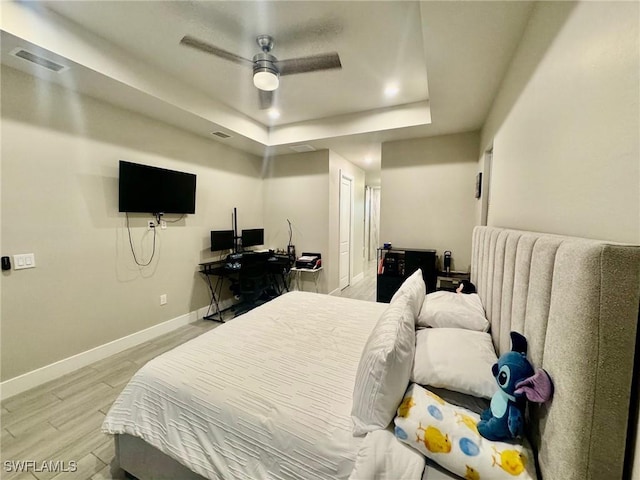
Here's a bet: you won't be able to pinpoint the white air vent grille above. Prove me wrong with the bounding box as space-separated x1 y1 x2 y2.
10 48 68 73
211 131 232 139
289 144 316 153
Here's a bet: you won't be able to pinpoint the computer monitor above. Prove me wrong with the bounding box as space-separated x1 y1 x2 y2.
210 230 235 252
241 228 264 248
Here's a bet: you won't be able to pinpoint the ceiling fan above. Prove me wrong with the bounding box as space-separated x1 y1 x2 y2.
180 34 342 109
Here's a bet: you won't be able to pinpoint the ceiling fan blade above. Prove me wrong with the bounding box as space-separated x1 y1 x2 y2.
276 52 342 76
258 90 274 110
180 35 253 67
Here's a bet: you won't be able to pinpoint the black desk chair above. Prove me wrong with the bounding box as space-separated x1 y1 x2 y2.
234 252 273 315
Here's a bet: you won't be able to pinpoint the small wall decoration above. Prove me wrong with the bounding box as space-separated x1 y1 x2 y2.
475 172 482 199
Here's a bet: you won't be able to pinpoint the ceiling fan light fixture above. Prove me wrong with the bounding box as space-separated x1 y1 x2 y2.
253 69 279 91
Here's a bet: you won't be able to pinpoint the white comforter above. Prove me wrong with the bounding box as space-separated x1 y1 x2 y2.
103 291 389 480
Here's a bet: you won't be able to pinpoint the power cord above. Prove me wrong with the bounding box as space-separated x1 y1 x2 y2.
164 214 185 223
126 212 157 266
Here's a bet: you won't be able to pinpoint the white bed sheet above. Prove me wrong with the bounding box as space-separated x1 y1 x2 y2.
103 291 389 480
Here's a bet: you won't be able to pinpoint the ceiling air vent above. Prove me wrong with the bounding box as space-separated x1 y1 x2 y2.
211 131 232 139
10 48 68 73
289 144 316 153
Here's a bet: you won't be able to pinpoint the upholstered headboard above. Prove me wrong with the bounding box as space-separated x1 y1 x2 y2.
470 226 640 479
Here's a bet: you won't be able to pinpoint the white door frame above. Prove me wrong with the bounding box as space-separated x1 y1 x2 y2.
339 171 354 290
481 147 493 226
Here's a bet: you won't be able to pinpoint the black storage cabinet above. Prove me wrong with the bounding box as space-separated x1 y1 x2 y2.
376 247 437 303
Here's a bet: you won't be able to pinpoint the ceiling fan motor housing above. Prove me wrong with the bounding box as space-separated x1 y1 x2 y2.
253 52 279 75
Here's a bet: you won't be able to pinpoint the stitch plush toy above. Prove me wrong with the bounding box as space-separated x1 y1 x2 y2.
477 331 553 441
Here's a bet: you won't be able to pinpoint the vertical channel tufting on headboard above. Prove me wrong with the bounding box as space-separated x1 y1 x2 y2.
471 226 640 480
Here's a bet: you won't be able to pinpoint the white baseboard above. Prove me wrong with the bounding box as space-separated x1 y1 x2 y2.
0 305 211 400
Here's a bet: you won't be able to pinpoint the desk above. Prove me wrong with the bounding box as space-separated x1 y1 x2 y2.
290 266 323 292
200 254 292 321
199 259 231 321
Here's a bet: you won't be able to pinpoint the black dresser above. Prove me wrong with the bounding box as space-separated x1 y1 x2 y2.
376 247 437 303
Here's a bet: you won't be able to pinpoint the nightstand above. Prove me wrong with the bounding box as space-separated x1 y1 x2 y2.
436 272 470 292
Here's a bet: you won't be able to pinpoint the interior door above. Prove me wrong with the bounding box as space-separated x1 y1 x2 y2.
339 174 353 290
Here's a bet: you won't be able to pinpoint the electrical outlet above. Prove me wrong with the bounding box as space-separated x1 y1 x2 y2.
148 221 155 230
160 294 167 305
160 220 167 230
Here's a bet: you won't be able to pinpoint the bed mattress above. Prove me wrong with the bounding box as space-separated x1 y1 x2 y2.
103 291 389 480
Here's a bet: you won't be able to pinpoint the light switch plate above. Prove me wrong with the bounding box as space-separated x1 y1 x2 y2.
13 253 36 270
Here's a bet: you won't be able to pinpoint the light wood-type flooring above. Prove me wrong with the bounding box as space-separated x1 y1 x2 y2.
0 262 377 480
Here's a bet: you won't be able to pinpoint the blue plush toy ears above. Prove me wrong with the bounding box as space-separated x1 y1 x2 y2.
510 331 528 355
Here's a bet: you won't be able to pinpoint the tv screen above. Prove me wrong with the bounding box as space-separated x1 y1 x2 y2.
241 228 264 248
211 230 235 252
118 160 196 214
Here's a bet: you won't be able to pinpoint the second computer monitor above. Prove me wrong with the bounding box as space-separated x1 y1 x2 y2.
241 228 264 248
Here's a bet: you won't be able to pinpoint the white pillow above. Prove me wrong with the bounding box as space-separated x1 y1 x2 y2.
412 328 498 399
351 300 416 436
349 427 426 480
390 269 426 320
417 291 489 332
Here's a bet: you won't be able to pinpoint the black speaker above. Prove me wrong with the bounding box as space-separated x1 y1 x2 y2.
443 251 452 273
1 256 11 271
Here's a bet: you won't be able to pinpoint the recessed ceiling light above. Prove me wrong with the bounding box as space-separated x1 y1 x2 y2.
384 84 399 97
268 109 280 119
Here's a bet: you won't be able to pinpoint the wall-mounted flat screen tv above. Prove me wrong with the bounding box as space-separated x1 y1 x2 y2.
119 160 196 214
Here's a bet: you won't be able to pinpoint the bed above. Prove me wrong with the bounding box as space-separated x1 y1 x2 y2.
103 226 640 479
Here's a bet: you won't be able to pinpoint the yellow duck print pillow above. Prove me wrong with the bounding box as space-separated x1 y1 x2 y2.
394 383 537 480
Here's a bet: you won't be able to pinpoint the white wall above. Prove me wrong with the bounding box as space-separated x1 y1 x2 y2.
263 151 330 292
263 150 365 295
0 67 263 381
380 131 481 272
481 0 639 244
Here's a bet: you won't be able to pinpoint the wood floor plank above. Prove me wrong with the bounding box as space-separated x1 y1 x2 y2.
46 453 105 480
4 383 112 436
49 407 105 432
90 436 115 467
2 390 62 415
0 466 40 480
2 367 99 409
1 423 61 463
96 386 126 416
100 361 140 388
90 460 126 480
32 430 111 480
2 427 15 442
